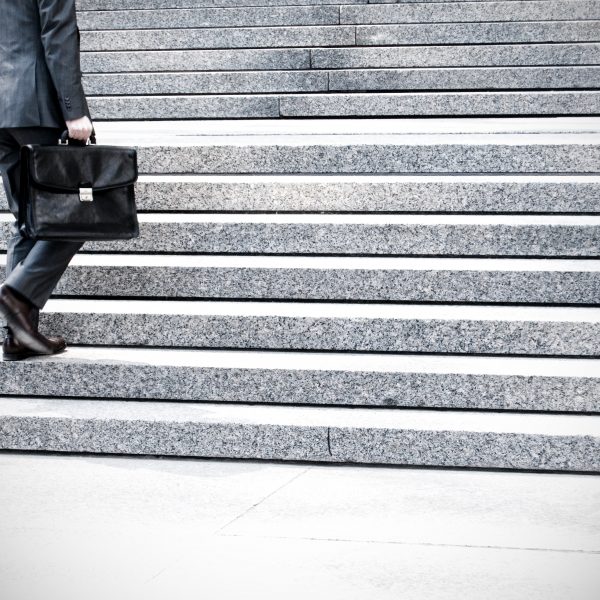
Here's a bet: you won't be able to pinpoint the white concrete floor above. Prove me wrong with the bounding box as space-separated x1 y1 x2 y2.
0 453 599 600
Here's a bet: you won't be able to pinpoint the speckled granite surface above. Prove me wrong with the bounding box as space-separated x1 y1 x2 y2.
84 71 328 95
340 1 600 25
82 48 311 73
4 175 598 213
35 310 600 356
1 399 598 471
0 352 598 412
131 143 600 174
129 176 600 213
80 26 356 52
77 0 366 9
281 91 600 117
329 67 600 92
329 427 600 471
89 95 279 119
356 21 600 46
2 220 598 257
77 6 340 30
313 44 600 69
36 263 600 304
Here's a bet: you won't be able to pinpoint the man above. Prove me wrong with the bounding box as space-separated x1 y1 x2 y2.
0 0 93 360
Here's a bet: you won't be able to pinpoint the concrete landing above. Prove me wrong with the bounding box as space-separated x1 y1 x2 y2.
0 453 598 600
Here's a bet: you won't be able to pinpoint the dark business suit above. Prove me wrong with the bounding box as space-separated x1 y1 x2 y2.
0 0 89 309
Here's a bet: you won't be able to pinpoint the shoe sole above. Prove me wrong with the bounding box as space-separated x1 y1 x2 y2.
2 345 67 362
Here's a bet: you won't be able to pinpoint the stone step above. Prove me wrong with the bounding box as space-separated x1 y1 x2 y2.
1 346 598 412
36 300 600 356
1 397 598 471
312 44 600 69
81 25 356 51
83 49 312 73
83 66 600 96
5 174 599 213
81 44 600 73
80 22 600 52
77 6 341 30
77 2 600 31
3 215 599 257
340 1 600 26
356 21 600 47
88 91 600 119
279 91 600 118
80 120 600 173
11 254 596 304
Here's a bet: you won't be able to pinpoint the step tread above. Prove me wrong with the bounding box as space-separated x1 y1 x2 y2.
5 345 600 377
2 397 598 436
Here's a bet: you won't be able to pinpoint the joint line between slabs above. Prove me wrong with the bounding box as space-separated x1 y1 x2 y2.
215 466 311 535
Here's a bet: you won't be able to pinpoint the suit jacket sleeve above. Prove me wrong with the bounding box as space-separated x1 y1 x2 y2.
37 0 88 121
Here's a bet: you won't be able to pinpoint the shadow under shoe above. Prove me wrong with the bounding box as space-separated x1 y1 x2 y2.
0 286 67 360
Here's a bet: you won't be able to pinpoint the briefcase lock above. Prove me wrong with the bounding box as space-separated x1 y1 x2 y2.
79 187 94 202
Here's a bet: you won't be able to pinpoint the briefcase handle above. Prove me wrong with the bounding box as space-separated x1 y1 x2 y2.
59 129 97 146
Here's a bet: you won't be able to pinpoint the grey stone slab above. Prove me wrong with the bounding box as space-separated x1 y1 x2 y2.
35 308 600 356
84 71 327 95
329 426 600 471
1 398 598 471
0 399 331 462
1 348 598 412
312 44 600 69
28 259 600 304
88 94 279 119
6 175 599 213
129 175 600 213
356 21 600 46
78 0 366 8
281 91 600 117
82 49 311 73
1 219 597 257
329 66 600 91
81 25 356 51
77 6 340 30
132 142 600 174
341 1 600 25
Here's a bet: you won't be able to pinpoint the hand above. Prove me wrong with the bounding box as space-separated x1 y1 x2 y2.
65 116 93 142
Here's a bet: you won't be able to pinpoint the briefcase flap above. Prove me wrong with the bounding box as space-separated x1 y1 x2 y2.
23 145 138 193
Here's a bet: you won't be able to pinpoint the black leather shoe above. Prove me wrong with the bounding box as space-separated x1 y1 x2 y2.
0 285 57 354
3 327 67 361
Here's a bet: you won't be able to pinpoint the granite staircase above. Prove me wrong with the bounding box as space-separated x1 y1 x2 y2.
1 0 599 472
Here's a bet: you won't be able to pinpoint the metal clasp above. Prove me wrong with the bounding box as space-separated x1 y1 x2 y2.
79 187 93 202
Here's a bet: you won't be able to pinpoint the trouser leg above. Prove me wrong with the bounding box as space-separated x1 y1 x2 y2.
0 127 83 309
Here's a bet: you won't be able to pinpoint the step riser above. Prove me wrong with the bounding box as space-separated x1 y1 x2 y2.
37 265 600 304
341 2 600 26
131 145 600 175
80 22 600 52
82 44 600 73
77 2 600 31
1 413 597 472
5 177 600 214
80 26 356 51
77 6 341 30
2 360 597 412
38 312 600 356
83 67 600 95
3 222 599 257
279 92 600 118
356 22 600 47
89 92 600 119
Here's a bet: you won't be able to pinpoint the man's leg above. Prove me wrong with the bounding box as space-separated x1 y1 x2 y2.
2 127 83 309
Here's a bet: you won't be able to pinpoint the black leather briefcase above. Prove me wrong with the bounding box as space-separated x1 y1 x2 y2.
19 133 139 242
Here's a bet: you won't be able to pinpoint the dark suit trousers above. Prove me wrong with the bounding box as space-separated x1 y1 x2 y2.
0 127 83 309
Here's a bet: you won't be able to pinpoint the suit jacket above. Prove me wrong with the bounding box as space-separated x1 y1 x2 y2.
0 0 89 128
